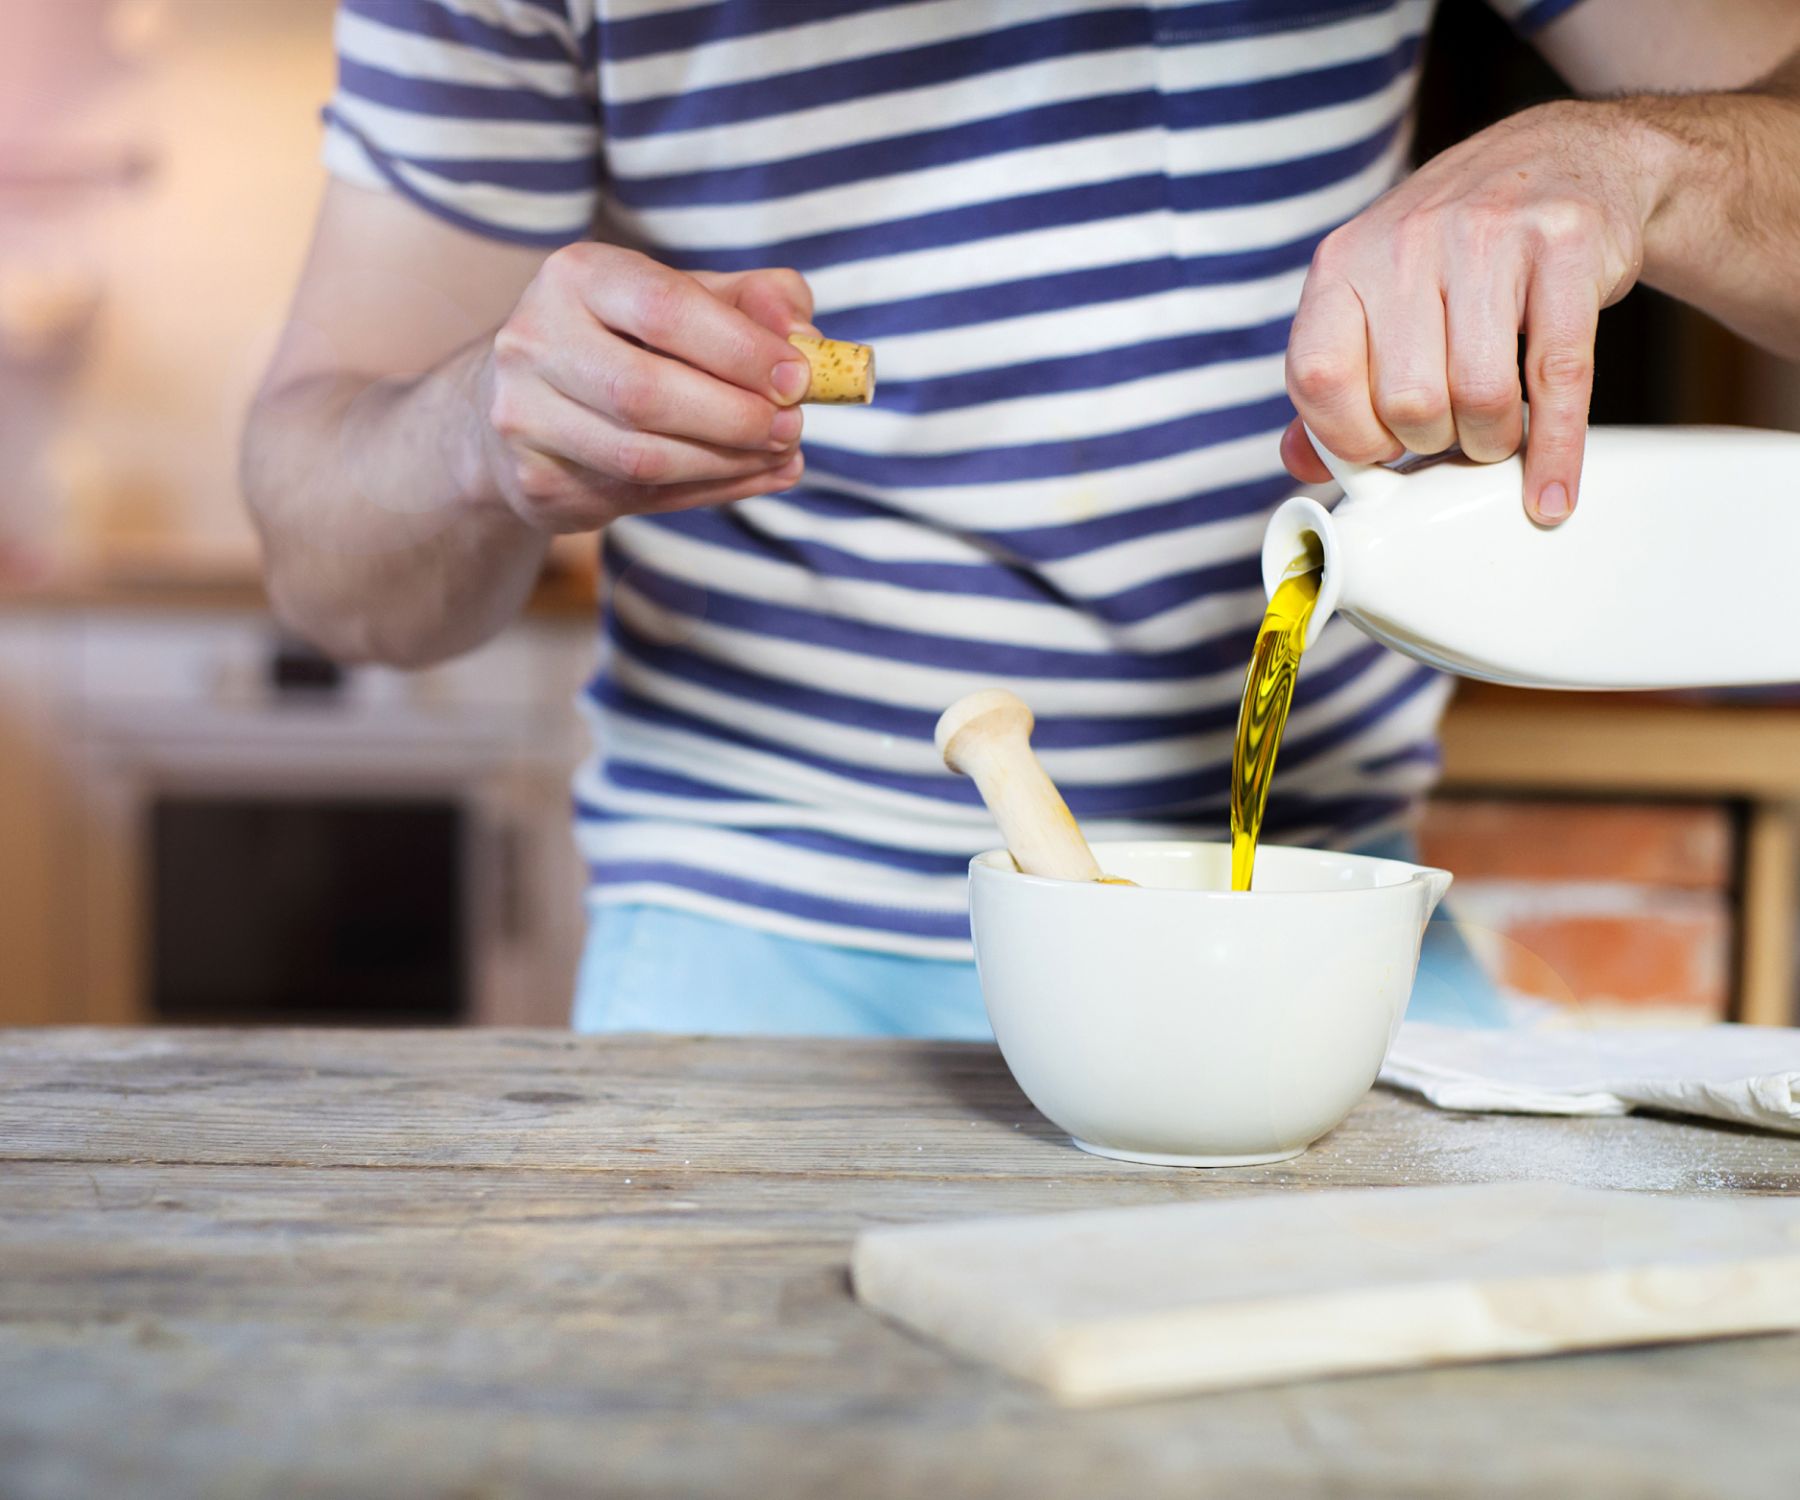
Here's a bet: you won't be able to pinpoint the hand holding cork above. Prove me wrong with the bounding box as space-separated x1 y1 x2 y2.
936 690 1131 885
479 249 875 534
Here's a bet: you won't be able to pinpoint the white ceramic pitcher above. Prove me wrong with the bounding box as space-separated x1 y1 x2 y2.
1261 425 1800 690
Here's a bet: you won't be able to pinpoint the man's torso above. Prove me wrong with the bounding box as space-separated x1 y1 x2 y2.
327 0 1459 953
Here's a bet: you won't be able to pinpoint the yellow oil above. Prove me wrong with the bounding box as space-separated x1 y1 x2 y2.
1229 565 1321 892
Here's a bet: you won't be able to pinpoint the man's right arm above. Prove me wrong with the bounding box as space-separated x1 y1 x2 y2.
243 181 815 668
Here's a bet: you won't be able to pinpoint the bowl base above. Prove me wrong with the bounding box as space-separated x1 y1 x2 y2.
1071 1137 1306 1169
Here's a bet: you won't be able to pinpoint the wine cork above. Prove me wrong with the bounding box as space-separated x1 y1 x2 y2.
789 334 875 404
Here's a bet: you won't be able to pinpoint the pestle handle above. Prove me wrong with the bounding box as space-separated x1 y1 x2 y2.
936 690 1106 883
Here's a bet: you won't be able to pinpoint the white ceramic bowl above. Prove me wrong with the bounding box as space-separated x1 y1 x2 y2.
969 841 1451 1167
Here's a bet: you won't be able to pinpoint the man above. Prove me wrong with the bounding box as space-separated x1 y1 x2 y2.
245 0 1800 1036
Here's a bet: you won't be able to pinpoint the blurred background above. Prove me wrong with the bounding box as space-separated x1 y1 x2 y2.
1 0 1796 1031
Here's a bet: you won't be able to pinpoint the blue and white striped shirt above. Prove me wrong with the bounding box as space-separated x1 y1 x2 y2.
324 0 1583 958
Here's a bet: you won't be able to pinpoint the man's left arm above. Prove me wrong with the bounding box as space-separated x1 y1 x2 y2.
1284 0 1800 525
1539 0 1800 356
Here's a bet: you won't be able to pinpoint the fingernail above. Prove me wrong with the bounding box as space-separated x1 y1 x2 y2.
772 359 810 404
770 406 803 447
1536 481 1570 523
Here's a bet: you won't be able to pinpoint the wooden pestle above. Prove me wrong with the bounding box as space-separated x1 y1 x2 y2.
936 689 1130 884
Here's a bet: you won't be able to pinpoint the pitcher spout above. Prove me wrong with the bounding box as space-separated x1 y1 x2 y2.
1412 865 1453 940
1416 865 1453 916
1261 495 1343 637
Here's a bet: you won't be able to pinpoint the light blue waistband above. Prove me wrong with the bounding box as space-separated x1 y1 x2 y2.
573 833 1505 1036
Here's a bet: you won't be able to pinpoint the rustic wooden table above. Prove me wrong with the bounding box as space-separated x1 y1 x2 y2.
3 1029 1797 1500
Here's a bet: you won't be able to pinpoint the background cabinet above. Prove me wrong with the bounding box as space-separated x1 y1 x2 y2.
0 604 595 1027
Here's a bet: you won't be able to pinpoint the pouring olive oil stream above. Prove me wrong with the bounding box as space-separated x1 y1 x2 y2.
1229 548 1321 892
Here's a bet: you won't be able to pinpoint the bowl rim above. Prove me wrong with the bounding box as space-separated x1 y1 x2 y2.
969 839 1449 900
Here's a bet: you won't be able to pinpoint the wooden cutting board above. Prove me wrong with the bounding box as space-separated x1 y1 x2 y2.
852 1182 1800 1405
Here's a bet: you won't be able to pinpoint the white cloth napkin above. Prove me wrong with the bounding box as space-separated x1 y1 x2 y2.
1379 1022 1800 1134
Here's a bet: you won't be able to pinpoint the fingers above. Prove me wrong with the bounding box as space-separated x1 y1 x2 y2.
1286 275 1402 468
536 329 802 453
1368 288 1456 457
506 447 805 533
1287 260 1551 492
494 381 797 490
633 450 807 515
697 266 817 339
556 245 812 406
1446 278 1525 464
1520 268 1599 526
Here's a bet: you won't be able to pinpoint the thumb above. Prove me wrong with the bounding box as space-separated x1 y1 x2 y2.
1280 417 1333 483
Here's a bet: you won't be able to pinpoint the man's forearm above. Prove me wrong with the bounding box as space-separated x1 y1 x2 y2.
1627 50 1800 356
243 340 549 668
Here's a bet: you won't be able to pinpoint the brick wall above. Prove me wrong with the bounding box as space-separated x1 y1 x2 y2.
1417 799 1734 1024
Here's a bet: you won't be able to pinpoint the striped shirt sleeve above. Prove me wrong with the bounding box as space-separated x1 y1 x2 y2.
322 0 601 245
1484 0 1592 36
